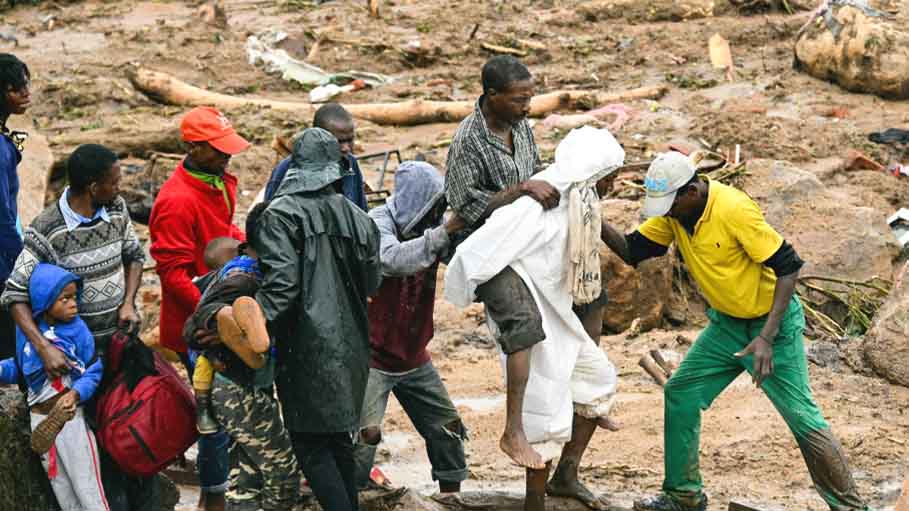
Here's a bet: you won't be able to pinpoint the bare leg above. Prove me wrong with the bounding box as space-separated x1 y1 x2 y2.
526 463 551 511
547 414 607 510
500 348 545 469
204 492 225 511
439 481 460 493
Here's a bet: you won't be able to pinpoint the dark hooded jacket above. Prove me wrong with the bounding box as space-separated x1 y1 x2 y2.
254 128 381 433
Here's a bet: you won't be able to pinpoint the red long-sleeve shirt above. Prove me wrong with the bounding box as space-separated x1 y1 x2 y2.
149 160 244 353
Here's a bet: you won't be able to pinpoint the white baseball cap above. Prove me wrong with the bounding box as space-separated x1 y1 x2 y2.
641 151 697 218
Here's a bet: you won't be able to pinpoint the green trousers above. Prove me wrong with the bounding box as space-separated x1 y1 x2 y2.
663 297 867 510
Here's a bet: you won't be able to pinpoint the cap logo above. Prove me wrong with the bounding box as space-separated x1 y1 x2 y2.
645 176 669 193
217 114 232 129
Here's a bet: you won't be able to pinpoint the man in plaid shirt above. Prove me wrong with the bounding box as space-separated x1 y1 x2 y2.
446 56 615 511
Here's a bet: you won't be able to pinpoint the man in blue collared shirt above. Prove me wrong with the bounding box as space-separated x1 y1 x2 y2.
0 53 31 359
59 186 112 229
264 103 368 210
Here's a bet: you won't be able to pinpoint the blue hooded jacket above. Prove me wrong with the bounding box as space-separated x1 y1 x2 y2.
0 263 103 403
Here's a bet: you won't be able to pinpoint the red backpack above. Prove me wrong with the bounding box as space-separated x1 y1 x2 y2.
96 331 198 477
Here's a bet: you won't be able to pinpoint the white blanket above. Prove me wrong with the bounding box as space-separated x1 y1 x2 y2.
444 126 624 451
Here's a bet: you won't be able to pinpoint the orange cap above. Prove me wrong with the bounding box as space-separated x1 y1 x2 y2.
180 107 250 155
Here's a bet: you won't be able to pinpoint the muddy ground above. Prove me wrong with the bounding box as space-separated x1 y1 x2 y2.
3 0 909 509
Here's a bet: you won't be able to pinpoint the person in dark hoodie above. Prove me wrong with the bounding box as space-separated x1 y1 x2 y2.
353 161 468 493
0 263 108 510
254 127 381 511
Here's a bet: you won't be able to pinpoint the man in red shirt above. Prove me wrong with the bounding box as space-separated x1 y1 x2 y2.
148 106 249 511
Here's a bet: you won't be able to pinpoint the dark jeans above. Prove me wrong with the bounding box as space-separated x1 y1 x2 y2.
353 362 467 488
182 350 231 493
100 448 160 511
290 431 359 511
0 302 15 360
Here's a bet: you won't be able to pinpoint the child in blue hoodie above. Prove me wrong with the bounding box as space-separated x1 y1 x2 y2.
0 263 108 511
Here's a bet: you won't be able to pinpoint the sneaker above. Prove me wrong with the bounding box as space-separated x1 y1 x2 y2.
633 494 708 511
31 399 76 454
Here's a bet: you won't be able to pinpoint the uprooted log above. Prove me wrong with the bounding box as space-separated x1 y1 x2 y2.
127 67 668 127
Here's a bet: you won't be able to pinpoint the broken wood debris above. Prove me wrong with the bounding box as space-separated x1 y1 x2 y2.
128 67 667 126
481 42 527 57
639 354 668 386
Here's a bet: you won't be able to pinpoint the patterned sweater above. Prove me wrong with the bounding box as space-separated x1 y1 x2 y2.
0 196 145 346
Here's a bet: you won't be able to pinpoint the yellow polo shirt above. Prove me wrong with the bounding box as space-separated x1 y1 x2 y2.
638 180 782 319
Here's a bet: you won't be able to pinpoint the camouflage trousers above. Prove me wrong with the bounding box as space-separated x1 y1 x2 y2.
211 375 301 511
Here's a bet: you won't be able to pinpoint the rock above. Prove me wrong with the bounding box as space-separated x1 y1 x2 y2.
794 3 909 100
0 386 59 511
743 159 898 282
600 199 674 333
861 262 909 386
806 340 842 369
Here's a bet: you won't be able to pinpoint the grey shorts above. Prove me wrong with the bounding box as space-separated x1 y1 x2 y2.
476 267 609 354
475 266 546 354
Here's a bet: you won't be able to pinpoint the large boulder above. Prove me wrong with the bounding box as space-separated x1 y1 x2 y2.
7 115 51 225
0 387 59 511
794 2 909 99
742 159 898 281
861 262 909 386
600 199 675 333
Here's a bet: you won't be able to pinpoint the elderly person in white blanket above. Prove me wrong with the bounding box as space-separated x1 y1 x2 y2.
445 126 623 511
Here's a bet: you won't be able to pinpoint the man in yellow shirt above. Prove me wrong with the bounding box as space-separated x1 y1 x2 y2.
600 152 868 511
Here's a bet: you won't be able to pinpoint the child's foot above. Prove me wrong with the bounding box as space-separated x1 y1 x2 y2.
231 296 270 354
31 398 76 454
217 304 266 369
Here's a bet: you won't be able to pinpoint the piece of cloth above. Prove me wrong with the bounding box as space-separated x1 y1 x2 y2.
475 266 546 354
265 154 368 211
0 132 23 284
58 187 111 232
211 374 301 511
290 431 359 511
637 179 783 319
445 126 622 451
568 181 603 304
354 362 467 488
763 240 804 277
663 297 868 511
444 96 541 228
183 260 274 389
254 146 381 433
193 354 214 391
367 161 449 372
869 128 909 145
185 167 231 210
1 196 144 349
15 264 102 404
31 408 110 511
149 159 244 354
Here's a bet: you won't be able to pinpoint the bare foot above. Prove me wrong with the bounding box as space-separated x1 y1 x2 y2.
500 430 545 469
597 415 621 432
546 475 609 511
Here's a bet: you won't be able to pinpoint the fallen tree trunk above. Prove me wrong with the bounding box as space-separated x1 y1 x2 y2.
128 67 667 127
